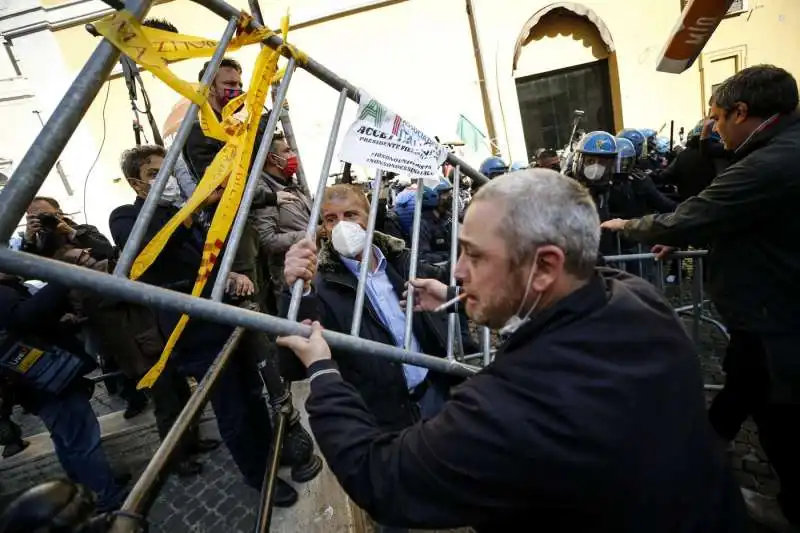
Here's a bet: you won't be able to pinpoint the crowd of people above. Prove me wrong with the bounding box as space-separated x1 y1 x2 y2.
1 54 799 533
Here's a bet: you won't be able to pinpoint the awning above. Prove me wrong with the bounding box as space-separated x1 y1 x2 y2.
513 2 616 71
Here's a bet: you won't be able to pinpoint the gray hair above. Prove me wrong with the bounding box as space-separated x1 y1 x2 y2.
472 169 600 277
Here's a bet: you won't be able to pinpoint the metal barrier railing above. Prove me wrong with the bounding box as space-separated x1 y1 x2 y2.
0 0 488 529
0 1 731 530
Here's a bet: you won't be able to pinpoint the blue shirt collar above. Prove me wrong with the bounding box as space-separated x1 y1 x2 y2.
341 245 387 277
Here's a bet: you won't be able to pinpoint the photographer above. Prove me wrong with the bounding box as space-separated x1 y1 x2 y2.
0 272 126 511
21 197 113 261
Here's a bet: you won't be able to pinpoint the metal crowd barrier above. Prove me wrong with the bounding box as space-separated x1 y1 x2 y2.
0 0 489 530
603 244 729 394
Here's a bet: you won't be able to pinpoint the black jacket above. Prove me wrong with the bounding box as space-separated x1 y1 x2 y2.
303 269 745 532
22 219 114 261
659 137 728 201
419 209 452 265
622 113 800 336
0 278 96 412
283 232 478 431
108 198 232 351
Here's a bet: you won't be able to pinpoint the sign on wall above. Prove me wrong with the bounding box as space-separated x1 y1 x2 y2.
340 92 447 179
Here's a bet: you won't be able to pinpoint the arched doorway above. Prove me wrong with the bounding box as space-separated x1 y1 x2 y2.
512 3 622 156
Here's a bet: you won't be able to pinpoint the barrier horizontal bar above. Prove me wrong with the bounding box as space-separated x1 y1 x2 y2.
191 0 489 186
0 0 153 243
0 248 479 378
603 250 708 262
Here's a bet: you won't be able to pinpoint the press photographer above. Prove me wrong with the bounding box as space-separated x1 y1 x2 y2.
21 197 114 262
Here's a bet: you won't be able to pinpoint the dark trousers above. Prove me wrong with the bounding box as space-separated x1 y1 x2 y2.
176 324 273 489
149 361 199 462
38 387 124 511
708 330 800 525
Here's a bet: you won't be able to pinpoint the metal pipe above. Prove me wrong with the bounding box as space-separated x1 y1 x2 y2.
603 250 708 262
274 95 310 196
403 181 425 350
110 328 244 533
0 0 153 244
350 170 383 337
88 370 125 383
481 327 491 366
0 249 478 377
704 384 723 392
254 404 288 533
114 17 239 277
286 89 348 322
210 58 296 302
446 166 461 361
190 0 489 187
691 257 702 343
674 301 711 314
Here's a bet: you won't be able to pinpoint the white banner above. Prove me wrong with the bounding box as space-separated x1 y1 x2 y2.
340 92 447 179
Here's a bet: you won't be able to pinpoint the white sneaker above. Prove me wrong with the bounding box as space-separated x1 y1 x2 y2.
741 488 799 533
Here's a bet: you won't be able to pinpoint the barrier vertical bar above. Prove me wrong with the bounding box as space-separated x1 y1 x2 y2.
350 170 383 336
286 89 348 321
210 58 297 301
0 0 153 243
445 167 461 361
691 257 703 343
273 94 310 196
481 327 491 366
403 181 425 350
114 17 239 277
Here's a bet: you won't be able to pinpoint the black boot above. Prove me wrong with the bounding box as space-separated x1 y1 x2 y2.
273 478 299 508
280 405 323 483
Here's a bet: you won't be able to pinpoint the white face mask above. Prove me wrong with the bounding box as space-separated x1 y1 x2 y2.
583 163 605 181
331 220 367 259
499 256 542 337
151 176 183 207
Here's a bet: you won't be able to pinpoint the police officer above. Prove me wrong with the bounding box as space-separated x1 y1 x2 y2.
478 156 508 179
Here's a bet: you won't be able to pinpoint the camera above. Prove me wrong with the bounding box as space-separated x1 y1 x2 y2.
36 212 60 232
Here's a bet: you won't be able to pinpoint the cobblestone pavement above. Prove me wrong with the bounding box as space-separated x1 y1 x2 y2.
144 446 260 533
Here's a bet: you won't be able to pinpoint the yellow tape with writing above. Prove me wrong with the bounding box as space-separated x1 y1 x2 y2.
93 11 298 388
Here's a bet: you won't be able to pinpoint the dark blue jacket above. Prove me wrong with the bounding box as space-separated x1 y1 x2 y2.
303 269 745 532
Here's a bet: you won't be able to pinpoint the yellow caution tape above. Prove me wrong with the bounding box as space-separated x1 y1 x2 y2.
134 16 293 390
95 10 296 388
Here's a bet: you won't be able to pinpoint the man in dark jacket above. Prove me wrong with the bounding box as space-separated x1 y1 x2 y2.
602 65 800 530
283 184 478 431
278 170 744 532
110 145 300 506
21 197 114 261
0 274 125 511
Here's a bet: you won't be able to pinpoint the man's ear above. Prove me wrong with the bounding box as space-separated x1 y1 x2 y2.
734 102 750 125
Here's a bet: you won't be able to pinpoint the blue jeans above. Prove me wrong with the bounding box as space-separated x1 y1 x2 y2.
37 388 125 511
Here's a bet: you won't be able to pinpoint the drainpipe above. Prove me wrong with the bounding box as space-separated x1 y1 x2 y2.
465 0 500 156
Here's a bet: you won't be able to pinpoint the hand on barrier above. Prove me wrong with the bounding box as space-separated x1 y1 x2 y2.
284 237 318 287
401 278 448 312
226 272 255 297
599 218 628 232
651 244 676 261
277 320 331 368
